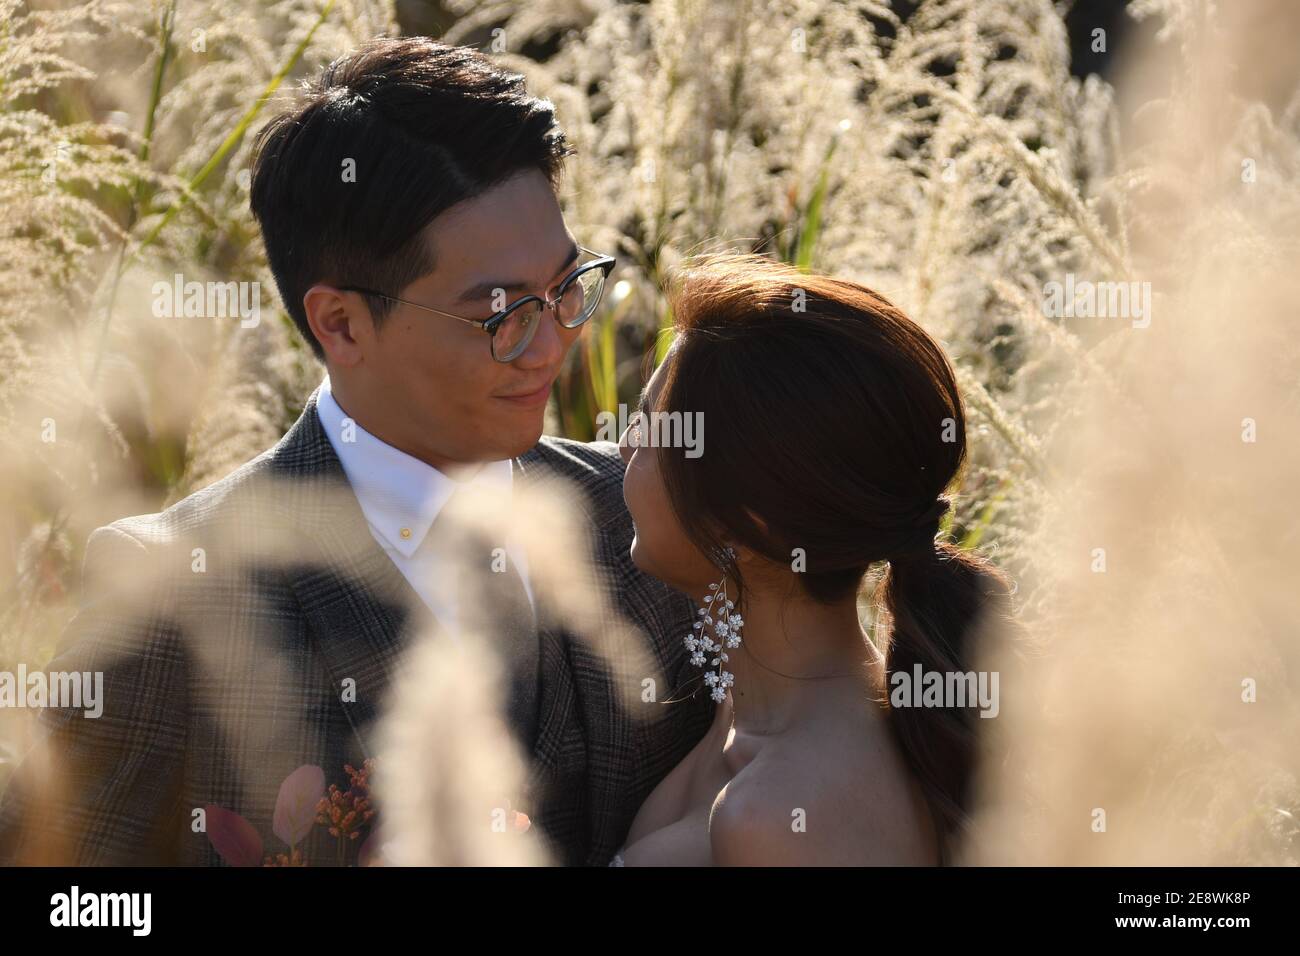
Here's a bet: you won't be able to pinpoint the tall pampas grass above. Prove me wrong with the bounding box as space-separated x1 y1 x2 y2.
963 0 1300 865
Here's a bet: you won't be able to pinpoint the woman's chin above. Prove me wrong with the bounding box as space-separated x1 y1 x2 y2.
628 534 665 582
628 534 648 574
629 537 700 597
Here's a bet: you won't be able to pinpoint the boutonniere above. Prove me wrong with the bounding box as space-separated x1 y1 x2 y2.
204 758 379 866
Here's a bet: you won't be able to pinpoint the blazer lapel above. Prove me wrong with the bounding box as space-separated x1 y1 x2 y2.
512 447 641 864
510 451 589 812
271 388 433 759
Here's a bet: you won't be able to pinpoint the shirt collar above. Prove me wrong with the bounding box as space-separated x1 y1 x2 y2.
315 374 513 558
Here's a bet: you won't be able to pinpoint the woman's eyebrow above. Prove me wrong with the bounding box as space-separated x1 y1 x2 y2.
454 240 581 304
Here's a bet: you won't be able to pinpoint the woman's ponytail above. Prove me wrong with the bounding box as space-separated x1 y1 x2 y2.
878 539 1016 864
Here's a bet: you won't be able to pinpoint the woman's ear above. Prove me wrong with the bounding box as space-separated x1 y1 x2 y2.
729 508 770 565
723 509 769 569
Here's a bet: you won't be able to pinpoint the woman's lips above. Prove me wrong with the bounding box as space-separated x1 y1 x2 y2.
496 380 554 409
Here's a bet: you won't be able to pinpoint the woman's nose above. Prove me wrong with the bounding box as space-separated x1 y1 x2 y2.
618 424 633 465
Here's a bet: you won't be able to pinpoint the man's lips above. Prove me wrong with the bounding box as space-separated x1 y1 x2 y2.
496 378 557 408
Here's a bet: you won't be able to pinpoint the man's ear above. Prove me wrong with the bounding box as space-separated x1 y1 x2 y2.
303 284 370 367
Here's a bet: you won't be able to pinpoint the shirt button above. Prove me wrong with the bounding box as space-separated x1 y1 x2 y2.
400 528 412 539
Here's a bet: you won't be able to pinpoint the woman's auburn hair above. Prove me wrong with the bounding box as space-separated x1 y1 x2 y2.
654 252 1019 863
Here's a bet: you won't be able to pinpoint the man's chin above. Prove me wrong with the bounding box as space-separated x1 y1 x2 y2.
497 414 545 460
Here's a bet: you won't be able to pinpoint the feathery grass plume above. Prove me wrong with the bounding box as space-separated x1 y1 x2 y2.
371 631 549 866
0 0 396 791
964 0 1300 865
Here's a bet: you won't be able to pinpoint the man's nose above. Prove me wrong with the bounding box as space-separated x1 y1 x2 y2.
515 306 568 368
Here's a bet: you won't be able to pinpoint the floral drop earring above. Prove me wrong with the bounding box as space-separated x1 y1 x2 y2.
684 546 744 703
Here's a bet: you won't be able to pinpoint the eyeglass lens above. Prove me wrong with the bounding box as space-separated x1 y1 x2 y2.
491 267 607 361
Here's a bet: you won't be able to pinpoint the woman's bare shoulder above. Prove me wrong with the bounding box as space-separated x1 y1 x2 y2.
708 715 939 865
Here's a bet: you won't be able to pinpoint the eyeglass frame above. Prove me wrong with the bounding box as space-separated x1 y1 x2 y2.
338 246 617 361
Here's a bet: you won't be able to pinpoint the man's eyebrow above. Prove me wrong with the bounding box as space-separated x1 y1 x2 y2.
455 240 581 304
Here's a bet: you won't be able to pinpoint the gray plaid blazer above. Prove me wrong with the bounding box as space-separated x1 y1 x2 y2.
0 387 714 866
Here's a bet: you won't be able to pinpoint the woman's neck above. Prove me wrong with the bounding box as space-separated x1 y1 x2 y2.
712 583 883 735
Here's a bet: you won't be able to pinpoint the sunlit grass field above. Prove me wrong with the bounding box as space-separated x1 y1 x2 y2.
1 0 1297 864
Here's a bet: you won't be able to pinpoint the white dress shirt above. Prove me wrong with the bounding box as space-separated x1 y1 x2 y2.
315 374 535 636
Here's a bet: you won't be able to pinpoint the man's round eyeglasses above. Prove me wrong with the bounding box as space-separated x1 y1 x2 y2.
339 247 616 363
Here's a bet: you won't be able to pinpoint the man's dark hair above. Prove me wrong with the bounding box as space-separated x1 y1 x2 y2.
249 37 571 361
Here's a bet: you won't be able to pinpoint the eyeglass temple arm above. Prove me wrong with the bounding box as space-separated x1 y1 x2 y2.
339 251 615 326
338 286 491 329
